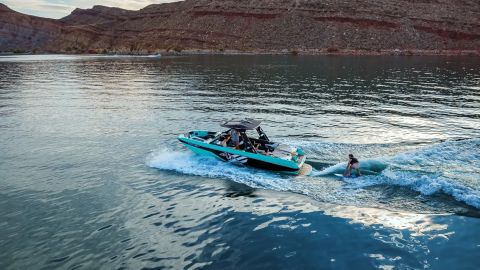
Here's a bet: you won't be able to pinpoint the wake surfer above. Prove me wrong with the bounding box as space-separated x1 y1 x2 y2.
344 154 362 177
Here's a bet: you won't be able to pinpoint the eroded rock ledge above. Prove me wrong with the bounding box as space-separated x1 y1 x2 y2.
0 0 479 55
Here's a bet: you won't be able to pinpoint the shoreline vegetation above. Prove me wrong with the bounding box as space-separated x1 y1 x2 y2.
1 49 479 57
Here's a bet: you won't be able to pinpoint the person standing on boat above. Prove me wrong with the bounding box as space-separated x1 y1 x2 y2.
344 154 362 177
230 129 241 149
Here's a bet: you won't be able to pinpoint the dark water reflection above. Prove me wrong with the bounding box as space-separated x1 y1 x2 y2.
0 55 479 269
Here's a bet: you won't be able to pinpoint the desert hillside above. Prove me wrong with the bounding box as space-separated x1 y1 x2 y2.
1 0 479 54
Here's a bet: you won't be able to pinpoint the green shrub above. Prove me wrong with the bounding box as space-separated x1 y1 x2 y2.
12 49 25 54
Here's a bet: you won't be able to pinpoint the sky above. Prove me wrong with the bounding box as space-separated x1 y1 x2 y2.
2 0 178 19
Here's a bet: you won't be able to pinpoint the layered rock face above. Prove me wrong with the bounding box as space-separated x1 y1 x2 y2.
1 0 479 54
0 3 63 51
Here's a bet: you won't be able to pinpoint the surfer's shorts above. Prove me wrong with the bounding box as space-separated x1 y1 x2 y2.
351 163 359 169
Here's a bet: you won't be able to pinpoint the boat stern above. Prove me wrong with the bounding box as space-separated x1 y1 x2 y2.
292 147 312 175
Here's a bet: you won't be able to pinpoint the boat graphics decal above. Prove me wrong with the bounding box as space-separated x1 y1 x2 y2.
220 152 248 164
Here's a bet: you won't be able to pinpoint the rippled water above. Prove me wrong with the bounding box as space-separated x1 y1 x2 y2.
1 54 479 269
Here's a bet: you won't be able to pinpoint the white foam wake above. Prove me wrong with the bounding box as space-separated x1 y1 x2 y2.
312 159 388 176
338 139 480 208
147 139 480 209
146 149 292 191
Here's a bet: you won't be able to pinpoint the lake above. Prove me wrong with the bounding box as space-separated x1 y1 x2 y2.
0 54 479 269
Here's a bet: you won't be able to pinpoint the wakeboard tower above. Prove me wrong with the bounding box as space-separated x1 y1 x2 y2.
178 118 312 175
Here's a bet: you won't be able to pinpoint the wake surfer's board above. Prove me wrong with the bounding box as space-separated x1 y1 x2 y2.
298 164 313 176
334 173 358 178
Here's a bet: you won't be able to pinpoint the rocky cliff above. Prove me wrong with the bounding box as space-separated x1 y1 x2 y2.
1 0 479 54
0 3 63 52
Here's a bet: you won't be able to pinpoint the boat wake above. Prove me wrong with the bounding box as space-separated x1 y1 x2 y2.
146 149 292 191
147 139 480 210
312 159 387 176
310 138 480 209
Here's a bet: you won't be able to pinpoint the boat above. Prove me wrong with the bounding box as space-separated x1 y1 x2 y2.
147 52 162 58
177 118 312 175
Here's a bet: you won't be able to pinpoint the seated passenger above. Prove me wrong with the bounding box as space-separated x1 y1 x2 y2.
221 134 231 147
253 142 271 155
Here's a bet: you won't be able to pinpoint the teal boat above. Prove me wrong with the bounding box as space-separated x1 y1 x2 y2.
178 119 312 175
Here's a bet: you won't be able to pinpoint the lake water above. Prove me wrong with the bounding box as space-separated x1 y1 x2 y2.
0 54 479 269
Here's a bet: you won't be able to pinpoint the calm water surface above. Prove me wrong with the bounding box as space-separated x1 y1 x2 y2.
0 55 479 269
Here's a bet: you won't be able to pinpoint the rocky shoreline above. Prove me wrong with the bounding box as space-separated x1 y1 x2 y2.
1 0 479 56
3 49 478 57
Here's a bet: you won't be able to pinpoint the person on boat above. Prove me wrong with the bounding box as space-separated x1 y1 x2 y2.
344 154 362 177
221 133 231 147
252 142 270 155
230 129 241 149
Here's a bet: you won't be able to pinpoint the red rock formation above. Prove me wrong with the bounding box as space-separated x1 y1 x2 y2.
1 0 479 54
0 3 63 52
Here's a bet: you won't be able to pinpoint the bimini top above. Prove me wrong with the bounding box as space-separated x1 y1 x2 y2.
221 118 261 130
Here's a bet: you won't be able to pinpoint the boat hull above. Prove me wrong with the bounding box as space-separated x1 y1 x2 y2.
178 136 302 173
